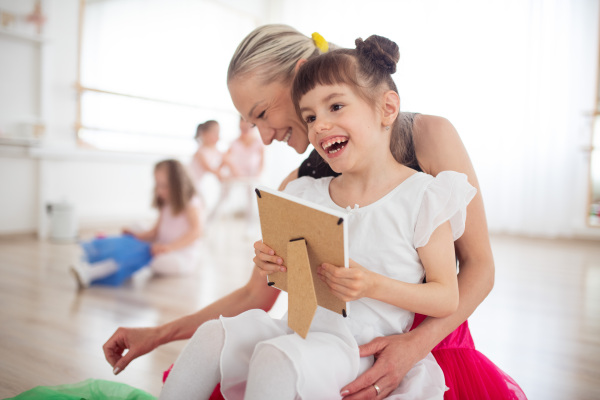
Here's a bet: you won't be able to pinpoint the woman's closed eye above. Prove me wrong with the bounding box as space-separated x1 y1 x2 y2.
251 110 266 127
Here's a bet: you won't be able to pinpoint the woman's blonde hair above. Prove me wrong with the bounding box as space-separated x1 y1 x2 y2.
227 24 335 85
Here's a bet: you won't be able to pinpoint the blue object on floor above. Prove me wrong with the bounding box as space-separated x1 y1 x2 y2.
81 235 152 286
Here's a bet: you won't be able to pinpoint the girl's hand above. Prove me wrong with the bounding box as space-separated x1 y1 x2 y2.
318 259 375 301
151 243 171 256
253 240 286 276
122 228 135 236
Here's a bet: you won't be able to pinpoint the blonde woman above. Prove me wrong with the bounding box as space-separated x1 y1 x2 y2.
104 25 502 400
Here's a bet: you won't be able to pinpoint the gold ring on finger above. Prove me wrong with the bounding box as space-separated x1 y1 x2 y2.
373 383 381 396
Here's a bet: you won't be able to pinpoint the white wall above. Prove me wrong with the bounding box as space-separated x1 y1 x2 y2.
0 152 38 233
278 0 600 239
0 0 172 236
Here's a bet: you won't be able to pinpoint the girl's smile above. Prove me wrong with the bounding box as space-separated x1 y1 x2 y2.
319 135 349 158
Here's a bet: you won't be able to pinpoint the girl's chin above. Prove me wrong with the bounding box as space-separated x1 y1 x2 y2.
314 151 345 173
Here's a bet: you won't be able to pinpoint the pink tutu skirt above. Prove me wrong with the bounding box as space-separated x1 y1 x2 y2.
164 316 527 399
411 314 527 400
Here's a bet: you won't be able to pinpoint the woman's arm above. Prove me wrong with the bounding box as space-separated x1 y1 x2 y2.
103 265 280 374
408 114 494 344
341 115 494 399
104 169 302 375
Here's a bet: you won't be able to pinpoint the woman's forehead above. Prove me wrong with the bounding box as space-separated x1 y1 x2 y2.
229 77 286 117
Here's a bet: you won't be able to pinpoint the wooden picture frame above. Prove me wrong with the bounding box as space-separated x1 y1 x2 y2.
255 186 349 338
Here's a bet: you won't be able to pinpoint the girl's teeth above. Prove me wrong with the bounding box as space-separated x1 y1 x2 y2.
282 130 292 143
322 138 348 152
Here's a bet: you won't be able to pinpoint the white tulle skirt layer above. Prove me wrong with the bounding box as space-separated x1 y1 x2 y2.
218 309 446 400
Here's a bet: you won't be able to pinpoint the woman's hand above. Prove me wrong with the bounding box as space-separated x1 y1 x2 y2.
103 326 162 375
253 240 286 276
151 243 171 255
340 330 428 399
317 259 375 302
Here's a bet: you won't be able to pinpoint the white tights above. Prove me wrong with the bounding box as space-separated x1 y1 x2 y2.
159 320 298 400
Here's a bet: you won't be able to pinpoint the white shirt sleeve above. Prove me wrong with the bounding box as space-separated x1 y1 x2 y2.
413 171 477 248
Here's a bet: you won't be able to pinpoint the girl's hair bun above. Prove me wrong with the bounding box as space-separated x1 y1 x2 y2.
355 35 400 74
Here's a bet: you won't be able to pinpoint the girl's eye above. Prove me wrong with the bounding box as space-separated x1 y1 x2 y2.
331 104 343 112
304 115 316 124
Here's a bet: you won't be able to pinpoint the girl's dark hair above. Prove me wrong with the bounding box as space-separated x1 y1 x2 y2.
153 159 196 215
195 120 219 140
292 35 409 165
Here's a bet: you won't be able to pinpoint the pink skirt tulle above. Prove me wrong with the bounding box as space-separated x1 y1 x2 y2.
163 316 527 399
411 314 527 400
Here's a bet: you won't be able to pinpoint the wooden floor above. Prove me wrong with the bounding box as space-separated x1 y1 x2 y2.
0 219 599 399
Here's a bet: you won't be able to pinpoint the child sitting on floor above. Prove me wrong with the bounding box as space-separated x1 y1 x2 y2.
71 159 202 288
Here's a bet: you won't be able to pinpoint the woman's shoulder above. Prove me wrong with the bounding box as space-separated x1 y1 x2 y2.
412 114 458 145
411 114 471 176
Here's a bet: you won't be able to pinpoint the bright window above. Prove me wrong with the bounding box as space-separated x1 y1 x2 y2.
78 0 257 154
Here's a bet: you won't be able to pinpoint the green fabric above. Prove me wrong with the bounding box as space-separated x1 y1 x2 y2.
5 379 157 400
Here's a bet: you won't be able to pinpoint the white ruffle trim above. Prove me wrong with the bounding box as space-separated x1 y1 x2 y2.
413 171 477 249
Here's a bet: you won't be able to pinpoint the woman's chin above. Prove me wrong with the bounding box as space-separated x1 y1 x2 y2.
289 139 310 154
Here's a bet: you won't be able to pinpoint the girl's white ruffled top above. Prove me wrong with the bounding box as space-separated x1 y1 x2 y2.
219 171 476 400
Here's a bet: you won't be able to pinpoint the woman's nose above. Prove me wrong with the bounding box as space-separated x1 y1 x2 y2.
255 121 275 145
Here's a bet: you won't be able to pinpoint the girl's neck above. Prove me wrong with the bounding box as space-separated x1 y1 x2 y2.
239 134 255 145
329 149 413 208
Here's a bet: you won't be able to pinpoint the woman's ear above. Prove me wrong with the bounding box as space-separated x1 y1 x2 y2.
381 90 400 127
294 59 308 74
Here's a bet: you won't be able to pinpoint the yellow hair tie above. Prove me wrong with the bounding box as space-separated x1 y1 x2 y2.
312 32 329 53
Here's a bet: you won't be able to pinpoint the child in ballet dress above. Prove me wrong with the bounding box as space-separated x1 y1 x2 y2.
160 36 475 400
221 117 264 180
189 120 224 194
71 159 203 288
210 117 265 226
